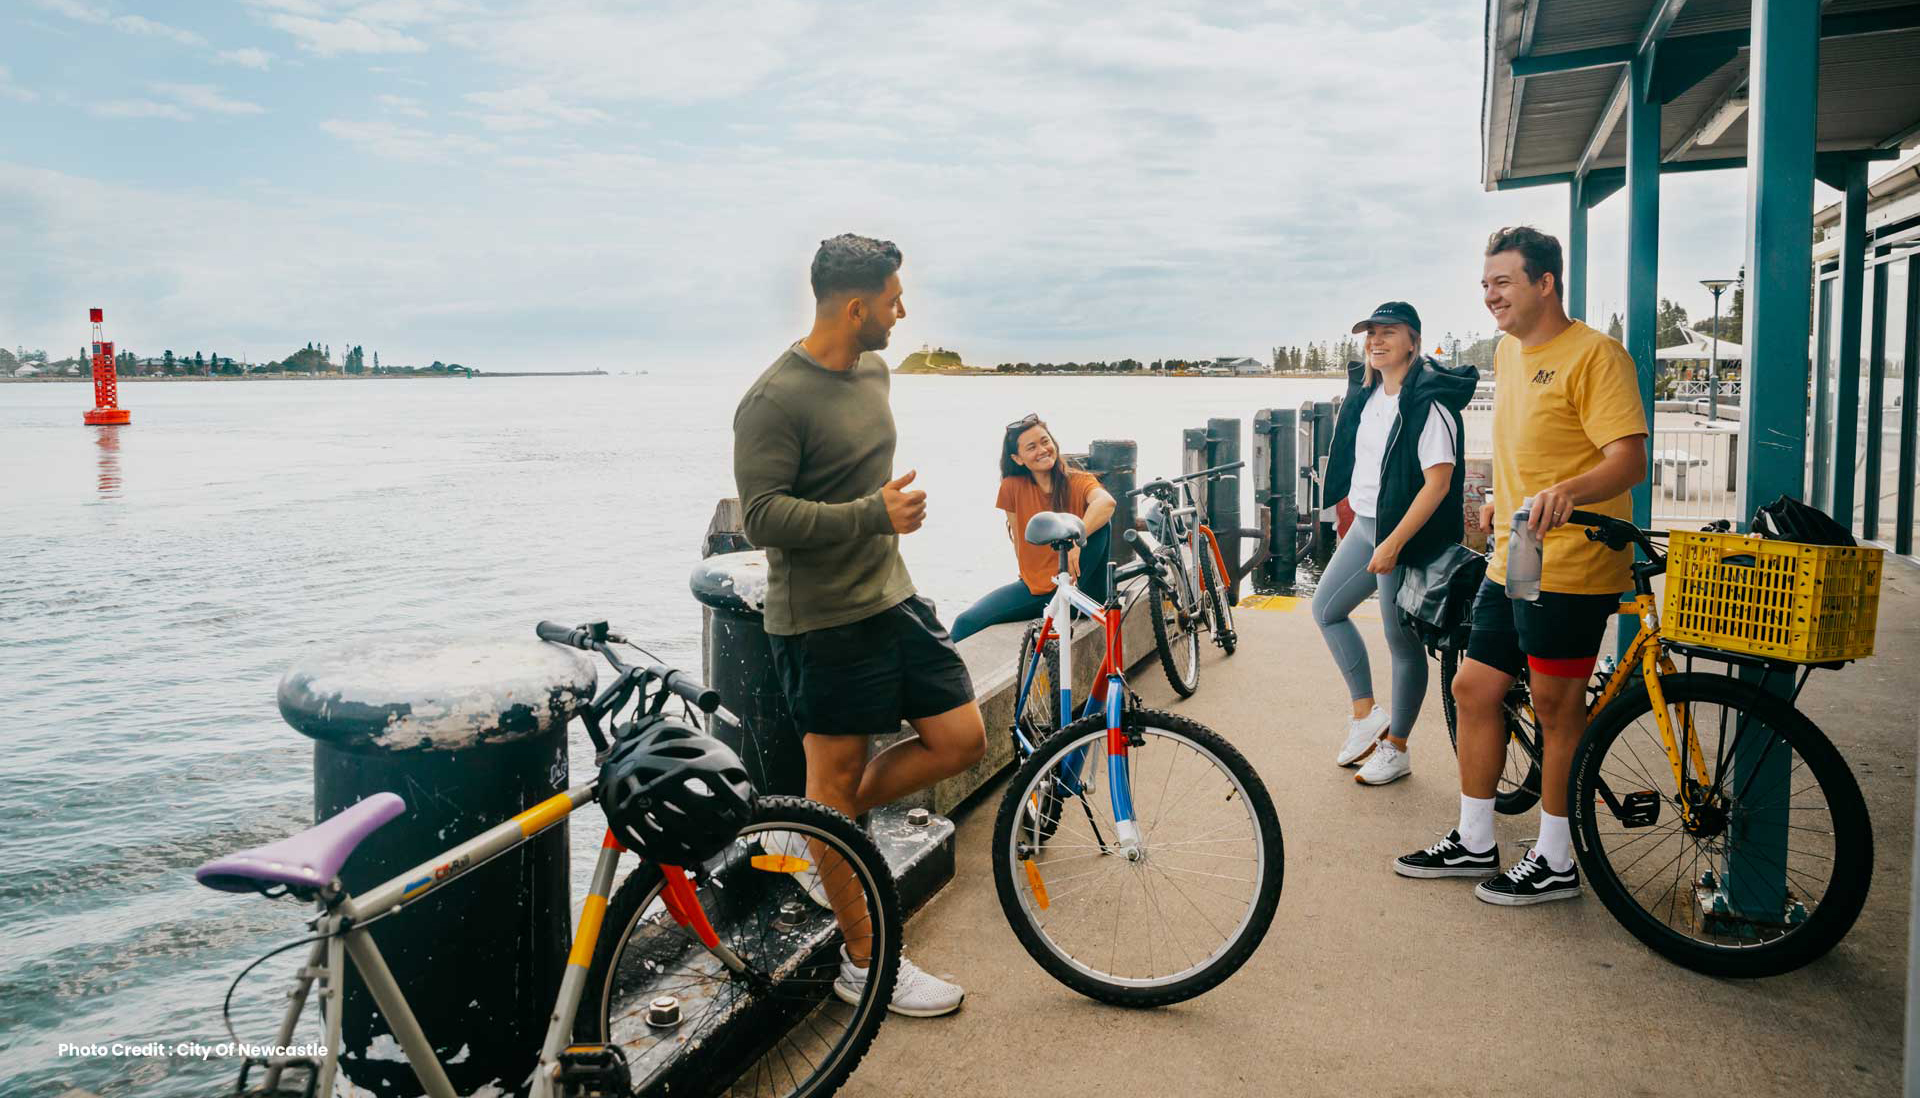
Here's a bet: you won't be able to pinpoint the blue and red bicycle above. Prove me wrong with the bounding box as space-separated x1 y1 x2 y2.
990 508 1284 1006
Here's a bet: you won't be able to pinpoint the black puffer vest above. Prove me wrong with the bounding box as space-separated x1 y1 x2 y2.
1321 355 1480 568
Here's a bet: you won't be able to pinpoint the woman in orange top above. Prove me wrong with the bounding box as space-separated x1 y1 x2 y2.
951 413 1115 643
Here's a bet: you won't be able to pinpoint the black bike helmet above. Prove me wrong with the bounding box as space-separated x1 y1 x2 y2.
598 717 755 866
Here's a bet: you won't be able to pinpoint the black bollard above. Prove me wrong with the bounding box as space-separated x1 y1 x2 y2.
1205 417 1242 602
1088 439 1137 563
278 638 594 1097
690 550 807 798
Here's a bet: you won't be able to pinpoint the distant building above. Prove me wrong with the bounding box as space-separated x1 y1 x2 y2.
1215 356 1268 376
14 364 41 377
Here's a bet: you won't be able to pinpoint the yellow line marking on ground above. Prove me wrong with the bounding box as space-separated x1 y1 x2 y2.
1238 594 1376 619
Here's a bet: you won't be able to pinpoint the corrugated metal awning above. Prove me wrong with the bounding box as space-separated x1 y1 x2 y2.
1482 0 1920 190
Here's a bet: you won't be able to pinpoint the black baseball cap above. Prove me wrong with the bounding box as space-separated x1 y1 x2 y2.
1351 301 1422 334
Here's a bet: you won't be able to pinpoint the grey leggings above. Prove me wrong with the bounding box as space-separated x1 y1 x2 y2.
1312 515 1428 740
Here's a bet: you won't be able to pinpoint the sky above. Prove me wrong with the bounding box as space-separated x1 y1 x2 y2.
0 0 1835 374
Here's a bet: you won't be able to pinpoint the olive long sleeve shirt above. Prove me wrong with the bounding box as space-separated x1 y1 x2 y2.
732 343 915 635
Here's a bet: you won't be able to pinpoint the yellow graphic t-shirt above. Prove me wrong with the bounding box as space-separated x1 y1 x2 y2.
1487 321 1649 595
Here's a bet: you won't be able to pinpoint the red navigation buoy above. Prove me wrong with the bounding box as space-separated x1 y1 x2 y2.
83 306 131 426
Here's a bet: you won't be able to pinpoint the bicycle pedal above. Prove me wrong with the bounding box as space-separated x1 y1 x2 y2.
1616 790 1661 827
557 1044 633 1098
234 1056 318 1098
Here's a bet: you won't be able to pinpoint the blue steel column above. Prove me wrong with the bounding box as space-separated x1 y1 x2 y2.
1865 255 1888 539
1813 278 1834 505
1620 53 1659 658
1568 176 1589 322
1831 161 1869 531
1624 56 1658 539
1899 256 1919 556
1731 0 1820 922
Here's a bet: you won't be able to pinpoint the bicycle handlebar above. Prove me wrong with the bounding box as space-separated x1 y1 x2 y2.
1126 460 1246 499
536 619 723 714
1562 510 1662 557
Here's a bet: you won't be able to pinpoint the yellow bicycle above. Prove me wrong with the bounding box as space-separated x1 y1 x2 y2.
1561 511 1874 978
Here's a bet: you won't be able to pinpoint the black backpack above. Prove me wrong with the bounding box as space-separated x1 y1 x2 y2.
1750 495 1855 547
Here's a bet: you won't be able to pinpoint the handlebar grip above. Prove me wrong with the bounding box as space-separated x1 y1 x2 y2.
1565 509 1611 528
1127 527 1164 556
650 664 722 714
537 620 591 648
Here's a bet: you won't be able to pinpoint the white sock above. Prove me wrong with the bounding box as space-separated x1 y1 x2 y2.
1537 811 1573 871
1457 794 1496 853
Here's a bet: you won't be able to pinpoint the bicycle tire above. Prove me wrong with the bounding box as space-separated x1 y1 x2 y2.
1147 553 1201 698
1013 625 1066 843
1195 533 1237 655
578 795 903 1098
1569 674 1873 978
1438 649 1542 815
992 709 1283 1006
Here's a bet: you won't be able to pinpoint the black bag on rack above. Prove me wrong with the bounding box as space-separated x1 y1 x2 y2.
1751 495 1855 547
1395 543 1488 652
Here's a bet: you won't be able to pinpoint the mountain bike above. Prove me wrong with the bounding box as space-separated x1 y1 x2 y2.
1445 514 1873 977
1126 462 1242 697
994 510 1283 1006
196 620 901 1098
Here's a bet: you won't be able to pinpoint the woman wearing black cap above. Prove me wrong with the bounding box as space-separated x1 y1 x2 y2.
1313 302 1479 785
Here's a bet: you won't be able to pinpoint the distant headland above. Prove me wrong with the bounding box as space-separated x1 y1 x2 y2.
893 347 1341 379
1 341 604 381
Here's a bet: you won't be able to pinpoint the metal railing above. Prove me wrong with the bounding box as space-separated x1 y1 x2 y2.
1462 411 1741 525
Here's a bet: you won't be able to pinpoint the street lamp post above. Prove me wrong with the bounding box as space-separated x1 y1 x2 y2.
1701 278 1734 422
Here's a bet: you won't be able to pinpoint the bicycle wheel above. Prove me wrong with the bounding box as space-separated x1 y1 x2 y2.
1439 648 1542 815
1569 673 1873 978
1013 624 1066 844
579 796 903 1097
1147 553 1202 698
993 709 1284 1006
1195 533 1237 655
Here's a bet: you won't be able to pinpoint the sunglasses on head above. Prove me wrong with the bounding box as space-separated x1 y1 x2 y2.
1006 412 1041 432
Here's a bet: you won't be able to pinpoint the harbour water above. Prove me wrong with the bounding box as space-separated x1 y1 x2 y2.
0 370 1343 1096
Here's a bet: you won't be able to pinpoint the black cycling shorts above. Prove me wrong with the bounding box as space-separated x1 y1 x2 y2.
768 595 977 737
1465 578 1620 680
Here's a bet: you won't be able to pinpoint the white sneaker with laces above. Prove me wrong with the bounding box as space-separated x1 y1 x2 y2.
1354 739 1410 785
760 830 832 909
1336 706 1390 767
833 948 965 1017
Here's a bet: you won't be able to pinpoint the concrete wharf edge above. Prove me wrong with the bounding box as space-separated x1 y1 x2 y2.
846 557 1920 1098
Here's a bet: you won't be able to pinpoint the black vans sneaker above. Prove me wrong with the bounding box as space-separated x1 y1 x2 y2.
1394 830 1500 879
1475 849 1581 905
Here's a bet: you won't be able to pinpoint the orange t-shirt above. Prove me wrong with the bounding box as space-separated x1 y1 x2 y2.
996 470 1103 595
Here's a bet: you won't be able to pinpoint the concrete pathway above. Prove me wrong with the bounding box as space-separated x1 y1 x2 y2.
847 558 1920 1097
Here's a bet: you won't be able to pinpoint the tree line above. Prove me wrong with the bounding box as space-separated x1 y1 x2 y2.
2 340 468 377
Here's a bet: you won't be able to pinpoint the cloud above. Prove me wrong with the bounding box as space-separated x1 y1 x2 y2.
0 66 39 103
376 93 428 118
216 48 276 70
32 0 206 47
150 83 267 116
89 100 193 121
319 116 495 160
462 85 608 132
268 13 429 55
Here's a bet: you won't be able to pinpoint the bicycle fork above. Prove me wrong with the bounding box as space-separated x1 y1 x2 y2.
1102 677 1145 859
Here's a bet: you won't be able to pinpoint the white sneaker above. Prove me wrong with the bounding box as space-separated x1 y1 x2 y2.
1336 707 1390 767
833 949 964 1017
759 830 831 909
1355 739 1410 785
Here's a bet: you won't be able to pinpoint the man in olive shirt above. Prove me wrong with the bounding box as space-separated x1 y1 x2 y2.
733 233 980 1017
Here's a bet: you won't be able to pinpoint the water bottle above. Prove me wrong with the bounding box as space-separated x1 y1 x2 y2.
1507 495 1543 602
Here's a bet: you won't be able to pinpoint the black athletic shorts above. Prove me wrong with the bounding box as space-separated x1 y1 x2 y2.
1465 578 1620 680
768 595 977 737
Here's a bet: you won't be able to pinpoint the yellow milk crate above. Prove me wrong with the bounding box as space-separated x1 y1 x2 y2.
1662 529 1882 663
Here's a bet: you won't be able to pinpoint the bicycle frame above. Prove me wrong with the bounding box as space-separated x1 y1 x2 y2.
257 784 725 1098
1011 557 1145 852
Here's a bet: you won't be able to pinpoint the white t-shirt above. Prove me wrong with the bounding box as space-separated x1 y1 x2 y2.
1347 390 1459 519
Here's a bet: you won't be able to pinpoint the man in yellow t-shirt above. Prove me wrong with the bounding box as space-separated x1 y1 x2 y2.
1393 226 1647 907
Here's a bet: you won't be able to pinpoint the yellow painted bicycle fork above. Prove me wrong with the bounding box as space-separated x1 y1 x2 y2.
1596 595 1711 829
